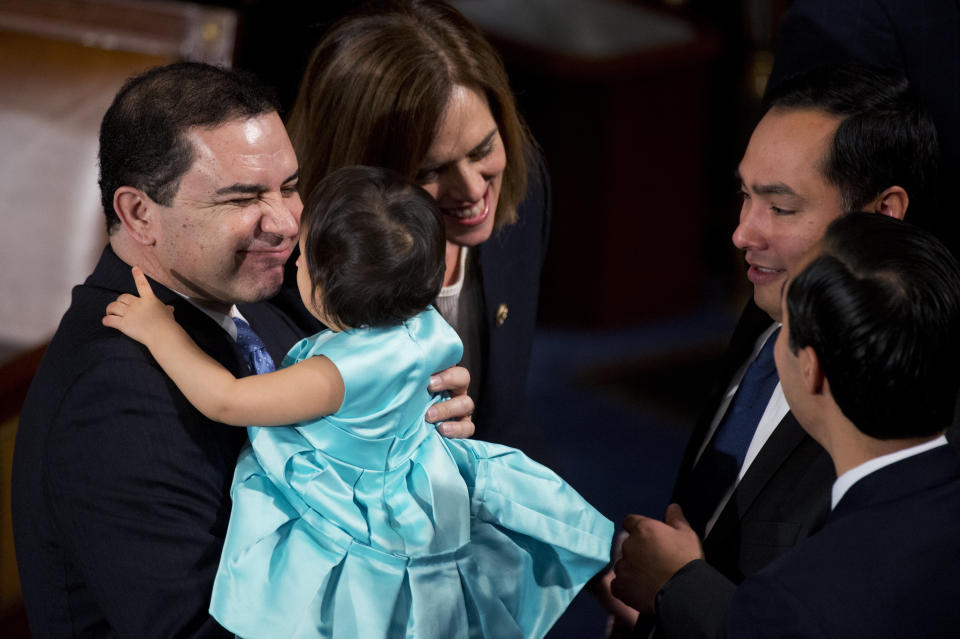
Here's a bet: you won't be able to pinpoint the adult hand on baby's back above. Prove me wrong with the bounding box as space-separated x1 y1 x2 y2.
102 266 175 349
426 365 475 438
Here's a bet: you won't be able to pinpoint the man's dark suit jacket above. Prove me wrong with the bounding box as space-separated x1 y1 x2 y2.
726 443 960 638
646 301 835 639
768 0 960 260
12 246 307 638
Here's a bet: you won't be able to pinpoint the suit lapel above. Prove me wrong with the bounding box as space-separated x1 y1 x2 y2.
719 412 807 527
674 301 776 498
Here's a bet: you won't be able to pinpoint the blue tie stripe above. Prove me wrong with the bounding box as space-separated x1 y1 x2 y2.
232 317 276 375
685 328 781 535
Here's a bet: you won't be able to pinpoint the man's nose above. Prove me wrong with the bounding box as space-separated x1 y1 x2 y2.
260 194 301 237
731 200 765 251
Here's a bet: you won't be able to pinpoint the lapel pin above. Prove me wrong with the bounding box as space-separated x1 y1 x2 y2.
495 303 509 327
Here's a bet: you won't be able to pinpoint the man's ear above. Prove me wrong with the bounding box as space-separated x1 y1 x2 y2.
113 187 158 245
799 346 825 395
868 186 908 221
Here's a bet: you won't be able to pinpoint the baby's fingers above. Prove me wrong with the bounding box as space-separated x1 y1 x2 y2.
102 313 122 329
105 299 128 317
131 266 157 299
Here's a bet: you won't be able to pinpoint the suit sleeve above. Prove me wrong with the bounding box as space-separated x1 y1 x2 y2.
724 573 827 639
653 559 737 639
45 351 237 638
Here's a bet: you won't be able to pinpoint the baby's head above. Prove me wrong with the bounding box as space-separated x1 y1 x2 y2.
298 165 445 329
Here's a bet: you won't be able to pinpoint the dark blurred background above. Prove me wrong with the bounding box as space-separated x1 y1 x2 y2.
0 1 795 636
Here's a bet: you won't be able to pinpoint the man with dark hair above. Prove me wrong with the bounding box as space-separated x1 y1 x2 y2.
12 62 473 638
727 212 960 637
609 62 940 637
767 0 960 260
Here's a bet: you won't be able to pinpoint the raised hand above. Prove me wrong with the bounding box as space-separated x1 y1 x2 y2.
103 266 177 348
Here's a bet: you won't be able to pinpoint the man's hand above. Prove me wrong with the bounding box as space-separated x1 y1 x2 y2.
611 503 704 615
103 267 176 349
425 365 475 438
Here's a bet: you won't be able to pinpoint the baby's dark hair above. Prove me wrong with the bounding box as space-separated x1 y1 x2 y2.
301 165 446 328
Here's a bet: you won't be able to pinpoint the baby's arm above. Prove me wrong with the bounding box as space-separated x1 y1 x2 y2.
103 267 344 426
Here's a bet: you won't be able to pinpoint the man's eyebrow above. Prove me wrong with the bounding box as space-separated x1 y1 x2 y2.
214 183 263 197
214 171 299 197
754 182 800 198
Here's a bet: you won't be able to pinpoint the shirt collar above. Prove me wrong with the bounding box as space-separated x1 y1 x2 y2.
170 289 242 341
831 434 948 509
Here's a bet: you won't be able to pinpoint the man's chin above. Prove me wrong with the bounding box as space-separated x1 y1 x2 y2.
236 273 286 304
754 288 782 322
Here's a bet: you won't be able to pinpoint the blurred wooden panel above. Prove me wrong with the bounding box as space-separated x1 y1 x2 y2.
454 0 720 328
0 30 166 359
0 0 236 64
0 1 237 363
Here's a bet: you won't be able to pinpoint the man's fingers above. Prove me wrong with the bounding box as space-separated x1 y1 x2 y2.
425 393 475 425
436 416 475 439
622 514 654 534
131 266 156 299
665 503 692 531
428 365 470 395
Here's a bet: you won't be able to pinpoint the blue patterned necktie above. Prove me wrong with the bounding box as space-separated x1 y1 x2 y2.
685 327 781 536
232 317 276 375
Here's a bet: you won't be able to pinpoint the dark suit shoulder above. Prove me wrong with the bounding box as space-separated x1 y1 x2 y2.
729 446 960 638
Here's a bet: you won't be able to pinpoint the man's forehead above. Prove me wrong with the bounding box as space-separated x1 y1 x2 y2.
182 113 296 183
739 108 842 192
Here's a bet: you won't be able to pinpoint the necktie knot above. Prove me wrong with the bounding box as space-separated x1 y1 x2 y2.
232 317 276 375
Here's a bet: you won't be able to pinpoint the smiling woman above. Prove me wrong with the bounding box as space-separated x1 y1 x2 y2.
282 0 551 445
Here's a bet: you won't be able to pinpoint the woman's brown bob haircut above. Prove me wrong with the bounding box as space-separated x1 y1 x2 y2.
287 0 531 230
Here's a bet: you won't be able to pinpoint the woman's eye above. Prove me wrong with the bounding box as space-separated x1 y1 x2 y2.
469 143 494 161
416 169 439 183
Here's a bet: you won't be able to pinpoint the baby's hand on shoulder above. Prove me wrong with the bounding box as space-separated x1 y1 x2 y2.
102 266 176 347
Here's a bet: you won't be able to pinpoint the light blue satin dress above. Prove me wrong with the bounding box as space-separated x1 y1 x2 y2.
209 307 613 638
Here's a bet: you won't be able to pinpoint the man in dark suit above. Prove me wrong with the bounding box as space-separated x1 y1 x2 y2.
727 211 960 638
11 62 473 638
608 63 939 637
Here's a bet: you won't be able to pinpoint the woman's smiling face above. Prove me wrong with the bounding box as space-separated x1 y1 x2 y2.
416 85 506 247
